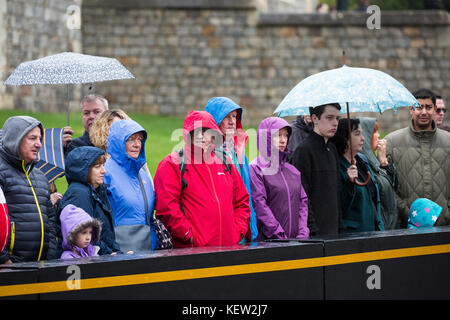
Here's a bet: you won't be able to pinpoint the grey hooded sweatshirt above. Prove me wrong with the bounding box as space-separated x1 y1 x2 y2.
0 116 57 263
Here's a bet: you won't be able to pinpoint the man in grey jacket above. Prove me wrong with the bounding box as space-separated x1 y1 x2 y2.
0 116 57 264
385 88 450 228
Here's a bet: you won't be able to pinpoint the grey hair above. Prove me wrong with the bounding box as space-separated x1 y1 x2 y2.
81 94 109 110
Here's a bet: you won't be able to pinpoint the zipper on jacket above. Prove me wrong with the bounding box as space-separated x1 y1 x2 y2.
8 221 15 255
206 165 222 246
279 164 293 236
22 161 45 261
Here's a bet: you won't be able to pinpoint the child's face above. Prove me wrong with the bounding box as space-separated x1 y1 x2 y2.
74 226 93 249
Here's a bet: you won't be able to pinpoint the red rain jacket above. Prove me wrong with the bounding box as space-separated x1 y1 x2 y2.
0 187 8 253
154 111 250 248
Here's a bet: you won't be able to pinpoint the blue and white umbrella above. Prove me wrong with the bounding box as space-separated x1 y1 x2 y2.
4 52 135 125
274 65 419 117
274 64 419 186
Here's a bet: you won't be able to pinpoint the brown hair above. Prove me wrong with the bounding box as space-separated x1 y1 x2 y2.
92 154 106 166
87 154 107 187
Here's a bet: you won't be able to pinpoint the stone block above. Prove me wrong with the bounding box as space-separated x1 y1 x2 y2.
403 27 421 37
410 39 425 48
202 25 215 36
311 36 326 48
279 27 295 38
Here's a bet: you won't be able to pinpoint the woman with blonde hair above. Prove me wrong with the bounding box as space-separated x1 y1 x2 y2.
89 109 130 153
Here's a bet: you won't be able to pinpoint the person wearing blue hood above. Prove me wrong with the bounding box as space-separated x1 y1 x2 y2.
57 146 121 256
205 97 258 242
104 119 159 252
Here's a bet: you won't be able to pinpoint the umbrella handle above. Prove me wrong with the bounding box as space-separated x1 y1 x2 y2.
346 101 370 186
353 172 371 186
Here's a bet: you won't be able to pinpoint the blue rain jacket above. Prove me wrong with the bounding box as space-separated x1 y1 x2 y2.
59 146 121 255
205 97 258 242
105 120 158 250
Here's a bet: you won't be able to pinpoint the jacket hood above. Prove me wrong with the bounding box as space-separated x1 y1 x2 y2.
60 204 102 249
183 110 222 144
205 97 249 164
205 97 243 131
408 198 442 229
107 119 147 173
359 117 381 171
1 116 44 159
256 117 292 166
292 115 313 132
65 146 105 184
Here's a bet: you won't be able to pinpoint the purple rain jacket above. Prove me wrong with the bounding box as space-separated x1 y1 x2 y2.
249 117 309 240
60 204 101 259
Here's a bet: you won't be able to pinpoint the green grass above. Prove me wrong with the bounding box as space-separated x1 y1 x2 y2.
1 110 185 193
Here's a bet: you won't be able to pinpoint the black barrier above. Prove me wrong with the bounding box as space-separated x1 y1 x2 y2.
0 227 449 300
0 242 323 300
320 226 450 299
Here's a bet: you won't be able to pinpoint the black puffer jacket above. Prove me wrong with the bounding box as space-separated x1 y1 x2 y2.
0 116 57 264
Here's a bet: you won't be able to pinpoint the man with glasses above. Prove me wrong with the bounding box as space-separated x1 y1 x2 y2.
435 95 450 132
385 88 450 228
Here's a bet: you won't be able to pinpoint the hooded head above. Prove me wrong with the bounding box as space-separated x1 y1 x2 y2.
180 111 223 163
65 146 105 185
1 116 44 164
107 119 147 173
205 97 249 164
408 198 442 229
183 110 222 145
60 204 102 249
359 117 381 170
205 97 243 134
256 117 292 167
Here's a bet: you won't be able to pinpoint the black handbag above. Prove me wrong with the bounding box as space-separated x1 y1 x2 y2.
151 217 173 250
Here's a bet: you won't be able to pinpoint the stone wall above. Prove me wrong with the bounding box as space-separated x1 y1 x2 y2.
0 0 82 115
81 1 450 130
1 0 449 132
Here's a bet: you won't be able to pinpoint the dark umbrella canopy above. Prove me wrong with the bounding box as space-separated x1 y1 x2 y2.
35 128 66 183
0 128 65 183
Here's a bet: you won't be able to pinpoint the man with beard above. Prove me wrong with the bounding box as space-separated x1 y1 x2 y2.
385 88 450 228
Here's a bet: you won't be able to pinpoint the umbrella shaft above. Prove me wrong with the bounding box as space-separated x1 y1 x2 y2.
346 102 354 165
67 84 70 126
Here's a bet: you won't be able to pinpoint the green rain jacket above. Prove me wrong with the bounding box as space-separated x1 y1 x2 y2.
359 117 399 229
385 120 450 227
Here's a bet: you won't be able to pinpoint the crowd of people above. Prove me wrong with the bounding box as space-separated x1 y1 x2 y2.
0 88 449 264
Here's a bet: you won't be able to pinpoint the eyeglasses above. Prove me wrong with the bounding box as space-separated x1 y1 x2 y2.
437 108 447 114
